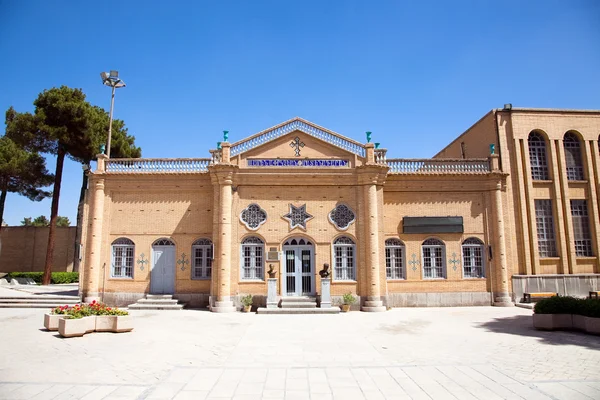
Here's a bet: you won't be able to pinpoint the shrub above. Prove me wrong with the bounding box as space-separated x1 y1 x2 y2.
534 296 600 318
6 272 79 284
241 294 253 307
342 293 357 305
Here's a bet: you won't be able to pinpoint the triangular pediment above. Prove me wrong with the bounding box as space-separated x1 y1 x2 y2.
229 117 366 158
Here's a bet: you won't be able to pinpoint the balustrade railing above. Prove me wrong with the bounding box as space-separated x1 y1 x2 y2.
230 119 366 157
386 158 490 174
374 149 387 165
105 158 211 173
210 150 222 165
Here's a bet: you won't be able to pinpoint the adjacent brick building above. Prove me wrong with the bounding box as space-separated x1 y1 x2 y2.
80 110 600 310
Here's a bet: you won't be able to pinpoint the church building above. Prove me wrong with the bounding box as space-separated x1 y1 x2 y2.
79 107 600 311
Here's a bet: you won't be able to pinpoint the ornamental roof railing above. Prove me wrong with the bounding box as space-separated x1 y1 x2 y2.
229 118 366 157
105 158 211 173
386 158 491 174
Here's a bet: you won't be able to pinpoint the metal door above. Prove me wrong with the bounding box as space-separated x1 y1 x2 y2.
151 246 175 294
282 245 314 296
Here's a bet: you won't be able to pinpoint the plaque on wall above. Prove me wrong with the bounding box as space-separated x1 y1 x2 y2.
247 159 349 167
403 216 464 234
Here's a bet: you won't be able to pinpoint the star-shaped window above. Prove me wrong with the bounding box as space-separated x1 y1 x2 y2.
283 204 313 230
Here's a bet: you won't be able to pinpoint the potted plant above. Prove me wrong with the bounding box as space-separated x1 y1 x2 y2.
241 294 253 312
341 293 356 312
44 305 70 331
91 300 133 333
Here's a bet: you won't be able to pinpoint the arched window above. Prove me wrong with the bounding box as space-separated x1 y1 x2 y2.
333 236 355 281
192 239 212 280
528 132 549 180
422 238 445 279
385 239 405 280
241 237 264 280
153 238 175 246
111 238 134 278
462 238 485 278
564 132 584 180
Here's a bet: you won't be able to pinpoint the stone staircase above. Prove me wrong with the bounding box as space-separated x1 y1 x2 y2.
0 295 80 309
127 294 185 310
257 296 340 314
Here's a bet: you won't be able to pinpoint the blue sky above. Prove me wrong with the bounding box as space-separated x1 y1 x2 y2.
1 1 599 226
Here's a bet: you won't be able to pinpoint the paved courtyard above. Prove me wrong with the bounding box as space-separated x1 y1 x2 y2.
0 305 599 399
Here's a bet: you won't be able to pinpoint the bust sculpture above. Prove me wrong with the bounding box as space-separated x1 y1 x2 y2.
267 264 276 278
319 263 331 278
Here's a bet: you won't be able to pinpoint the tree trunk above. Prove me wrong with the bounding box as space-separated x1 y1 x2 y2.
0 185 7 233
73 167 89 273
42 148 65 285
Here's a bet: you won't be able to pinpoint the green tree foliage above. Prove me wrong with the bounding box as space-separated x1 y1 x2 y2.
5 86 141 283
20 215 70 227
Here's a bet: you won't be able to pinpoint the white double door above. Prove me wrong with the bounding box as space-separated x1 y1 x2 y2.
151 246 175 294
282 245 314 296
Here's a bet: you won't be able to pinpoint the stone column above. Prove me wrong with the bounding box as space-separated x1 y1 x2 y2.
493 181 513 306
83 175 105 303
267 278 278 308
360 151 387 312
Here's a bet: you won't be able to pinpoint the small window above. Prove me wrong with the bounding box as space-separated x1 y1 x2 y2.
564 132 584 181
111 238 134 278
385 239 405 280
571 200 593 256
462 238 485 278
534 200 558 257
192 239 213 280
333 236 356 280
528 132 549 180
422 238 446 279
241 237 264 280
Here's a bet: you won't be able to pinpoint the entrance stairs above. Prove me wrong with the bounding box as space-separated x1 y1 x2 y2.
0 295 80 309
127 294 185 310
257 296 340 314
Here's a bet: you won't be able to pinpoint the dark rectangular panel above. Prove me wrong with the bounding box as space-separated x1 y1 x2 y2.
403 216 464 234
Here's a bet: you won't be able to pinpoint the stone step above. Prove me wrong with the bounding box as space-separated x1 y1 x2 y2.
279 302 317 309
146 294 173 300
0 298 80 303
257 307 340 315
127 303 184 310
0 303 78 309
280 296 316 303
136 299 180 305
0 296 80 301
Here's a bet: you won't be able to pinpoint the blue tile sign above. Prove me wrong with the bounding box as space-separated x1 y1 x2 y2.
247 159 349 167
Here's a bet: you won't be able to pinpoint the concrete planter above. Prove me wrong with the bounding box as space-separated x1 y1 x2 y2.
58 317 90 338
114 316 133 333
533 314 556 330
573 315 587 331
95 315 133 333
585 317 600 335
84 316 96 333
43 313 63 331
553 314 573 329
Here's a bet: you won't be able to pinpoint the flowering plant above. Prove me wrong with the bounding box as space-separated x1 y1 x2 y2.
88 300 129 316
51 305 71 315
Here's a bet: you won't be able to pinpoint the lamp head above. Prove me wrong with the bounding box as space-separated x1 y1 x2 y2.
109 70 119 78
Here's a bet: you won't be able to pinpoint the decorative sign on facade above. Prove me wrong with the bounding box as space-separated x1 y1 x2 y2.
283 204 313 230
290 136 305 156
247 159 349 167
240 203 268 230
329 204 356 230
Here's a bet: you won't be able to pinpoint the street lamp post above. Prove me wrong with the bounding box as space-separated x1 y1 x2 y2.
100 70 126 158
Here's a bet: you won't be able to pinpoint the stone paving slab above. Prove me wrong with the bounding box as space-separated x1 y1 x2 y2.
1 306 599 399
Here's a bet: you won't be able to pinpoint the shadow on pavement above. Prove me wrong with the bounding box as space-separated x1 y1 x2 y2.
478 314 600 350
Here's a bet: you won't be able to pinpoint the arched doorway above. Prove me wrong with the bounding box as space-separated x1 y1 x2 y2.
282 237 315 296
151 238 176 294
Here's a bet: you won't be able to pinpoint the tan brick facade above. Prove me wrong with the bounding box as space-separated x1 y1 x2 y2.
81 113 600 309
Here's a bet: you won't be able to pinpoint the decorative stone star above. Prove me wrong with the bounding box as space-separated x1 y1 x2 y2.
283 204 313 230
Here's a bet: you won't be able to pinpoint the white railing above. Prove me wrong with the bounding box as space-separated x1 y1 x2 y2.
230 119 366 157
387 158 490 174
106 158 211 173
210 150 222 165
375 149 387 165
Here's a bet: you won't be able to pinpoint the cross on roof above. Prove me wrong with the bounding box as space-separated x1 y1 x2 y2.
290 136 305 157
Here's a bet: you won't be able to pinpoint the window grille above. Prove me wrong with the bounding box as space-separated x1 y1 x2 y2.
333 236 355 280
564 132 584 181
462 238 484 278
329 204 356 230
192 238 212 279
422 238 445 279
153 238 175 246
571 200 593 256
240 203 267 230
534 200 557 257
241 237 264 280
111 237 134 278
385 239 405 280
528 132 549 180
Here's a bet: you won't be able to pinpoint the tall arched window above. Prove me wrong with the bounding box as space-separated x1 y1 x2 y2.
333 236 355 281
528 132 549 180
111 238 134 278
422 238 445 279
241 237 264 280
564 132 584 180
385 239 405 280
192 239 212 280
462 238 485 278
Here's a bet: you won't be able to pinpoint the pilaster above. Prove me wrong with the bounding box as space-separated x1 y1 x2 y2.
83 175 105 302
556 140 576 274
492 181 513 306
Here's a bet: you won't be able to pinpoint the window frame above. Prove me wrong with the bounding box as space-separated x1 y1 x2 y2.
240 236 265 281
564 132 585 181
571 199 593 257
461 238 485 279
111 237 135 279
528 131 550 181
385 238 405 280
534 199 558 258
332 236 356 281
421 238 446 279
191 238 213 280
